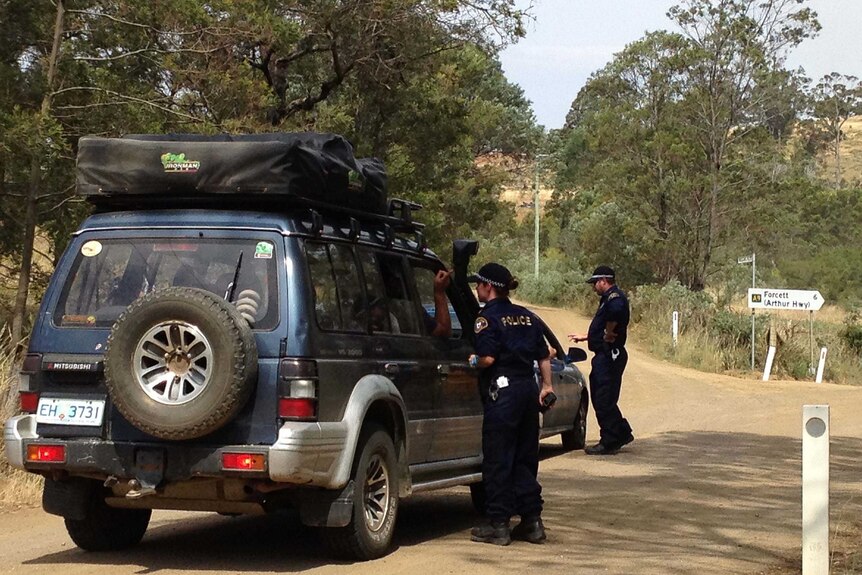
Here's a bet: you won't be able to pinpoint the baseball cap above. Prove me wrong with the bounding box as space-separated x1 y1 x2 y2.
466 262 513 289
586 265 615 284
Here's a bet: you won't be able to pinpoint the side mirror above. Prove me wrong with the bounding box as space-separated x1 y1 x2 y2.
566 347 588 363
452 239 481 321
452 239 479 279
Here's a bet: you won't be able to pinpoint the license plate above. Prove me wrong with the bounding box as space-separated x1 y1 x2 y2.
36 398 105 426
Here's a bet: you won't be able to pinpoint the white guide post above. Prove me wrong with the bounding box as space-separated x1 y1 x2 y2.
815 348 827 384
762 346 776 381
672 311 679 348
802 405 829 575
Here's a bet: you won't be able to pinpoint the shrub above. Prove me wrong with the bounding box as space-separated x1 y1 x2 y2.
840 308 862 356
0 329 43 508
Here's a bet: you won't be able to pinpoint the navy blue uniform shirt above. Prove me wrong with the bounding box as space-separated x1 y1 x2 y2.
474 297 549 380
587 285 630 352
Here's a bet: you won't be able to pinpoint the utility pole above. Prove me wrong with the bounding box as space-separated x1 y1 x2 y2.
533 154 548 280
533 159 539 279
751 252 756 371
738 252 756 370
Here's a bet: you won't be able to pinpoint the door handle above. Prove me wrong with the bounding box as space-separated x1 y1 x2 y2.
438 364 450 375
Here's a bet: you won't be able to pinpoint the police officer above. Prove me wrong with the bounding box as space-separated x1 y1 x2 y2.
568 265 634 455
466 263 554 546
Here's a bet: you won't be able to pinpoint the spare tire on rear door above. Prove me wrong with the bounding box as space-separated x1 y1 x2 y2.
104 287 258 441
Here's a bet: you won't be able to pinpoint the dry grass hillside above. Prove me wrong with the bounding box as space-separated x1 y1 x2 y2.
475 153 554 219
491 116 862 222
820 115 862 184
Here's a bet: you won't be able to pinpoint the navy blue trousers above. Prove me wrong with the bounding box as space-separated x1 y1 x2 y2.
481 377 543 522
589 348 632 447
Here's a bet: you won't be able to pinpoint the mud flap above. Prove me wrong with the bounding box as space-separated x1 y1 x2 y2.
42 477 98 520
297 481 356 527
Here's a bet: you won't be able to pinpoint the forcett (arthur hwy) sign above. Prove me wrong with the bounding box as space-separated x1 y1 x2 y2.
748 288 825 311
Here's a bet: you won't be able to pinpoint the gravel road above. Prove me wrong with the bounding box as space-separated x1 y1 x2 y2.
1 305 860 574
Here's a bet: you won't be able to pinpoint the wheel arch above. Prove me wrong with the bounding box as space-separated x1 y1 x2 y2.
334 374 410 496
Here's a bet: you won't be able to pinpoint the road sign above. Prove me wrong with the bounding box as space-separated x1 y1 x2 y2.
748 288 825 311
737 254 754 264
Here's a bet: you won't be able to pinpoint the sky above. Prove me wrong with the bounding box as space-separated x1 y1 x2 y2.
499 0 862 130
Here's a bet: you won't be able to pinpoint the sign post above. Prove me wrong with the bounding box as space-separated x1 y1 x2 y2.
738 253 755 370
747 289 825 311
748 288 826 381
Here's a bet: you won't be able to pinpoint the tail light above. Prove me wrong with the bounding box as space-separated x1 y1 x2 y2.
278 397 316 419
222 452 267 472
19 354 42 413
27 444 66 463
278 359 318 421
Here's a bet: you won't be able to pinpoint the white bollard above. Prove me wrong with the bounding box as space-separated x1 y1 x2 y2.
802 405 829 575
762 345 776 381
815 348 827 384
672 311 679 348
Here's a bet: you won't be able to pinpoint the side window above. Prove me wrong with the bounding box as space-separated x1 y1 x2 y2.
356 249 394 333
356 249 420 335
377 253 421 335
412 262 462 338
305 242 364 332
329 244 364 332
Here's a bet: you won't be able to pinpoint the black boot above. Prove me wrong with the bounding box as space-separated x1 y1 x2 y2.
511 516 546 544
585 441 619 455
470 519 511 546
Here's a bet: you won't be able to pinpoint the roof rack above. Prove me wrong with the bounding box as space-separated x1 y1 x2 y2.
88 192 426 235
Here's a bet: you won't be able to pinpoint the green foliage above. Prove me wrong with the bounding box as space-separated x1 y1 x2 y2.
0 0 535 331
551 1 822 292
841 308 862 356
630 280 714 335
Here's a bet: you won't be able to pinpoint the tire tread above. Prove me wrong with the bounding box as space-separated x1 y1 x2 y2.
104 287 257 440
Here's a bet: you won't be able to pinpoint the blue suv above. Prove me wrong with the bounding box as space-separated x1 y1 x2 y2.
5 133 589 560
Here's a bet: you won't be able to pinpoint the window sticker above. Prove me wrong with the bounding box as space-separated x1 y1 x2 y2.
254 241 274 259
81 241 102 257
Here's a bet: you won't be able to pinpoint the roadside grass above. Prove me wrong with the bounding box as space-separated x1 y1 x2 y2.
626 282 862 384
763 519 862 574
0 332 43 510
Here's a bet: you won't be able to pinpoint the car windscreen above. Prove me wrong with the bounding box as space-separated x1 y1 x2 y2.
54 237 279 329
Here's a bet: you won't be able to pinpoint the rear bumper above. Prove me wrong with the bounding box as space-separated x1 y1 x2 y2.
4 415 350 489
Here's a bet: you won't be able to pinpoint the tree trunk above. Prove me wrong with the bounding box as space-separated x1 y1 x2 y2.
834 123 841 189
9 0 65 355
9 156 40 350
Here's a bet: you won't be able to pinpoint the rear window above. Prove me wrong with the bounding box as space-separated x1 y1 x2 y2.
54 237 279 329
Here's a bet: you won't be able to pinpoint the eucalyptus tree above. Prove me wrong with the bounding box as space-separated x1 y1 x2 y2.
554 0 819 290
554 32 703 285
809 72 862 188
668 0 819 288
0 0 533 348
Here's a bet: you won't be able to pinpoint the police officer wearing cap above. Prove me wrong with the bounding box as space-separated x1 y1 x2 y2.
466 262 554 546
568 265 634 455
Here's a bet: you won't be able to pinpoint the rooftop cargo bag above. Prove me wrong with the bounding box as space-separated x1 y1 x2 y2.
76 132 387 214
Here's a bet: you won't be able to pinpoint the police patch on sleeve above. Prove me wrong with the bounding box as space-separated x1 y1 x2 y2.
608 292 620 300
474 317 489 334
